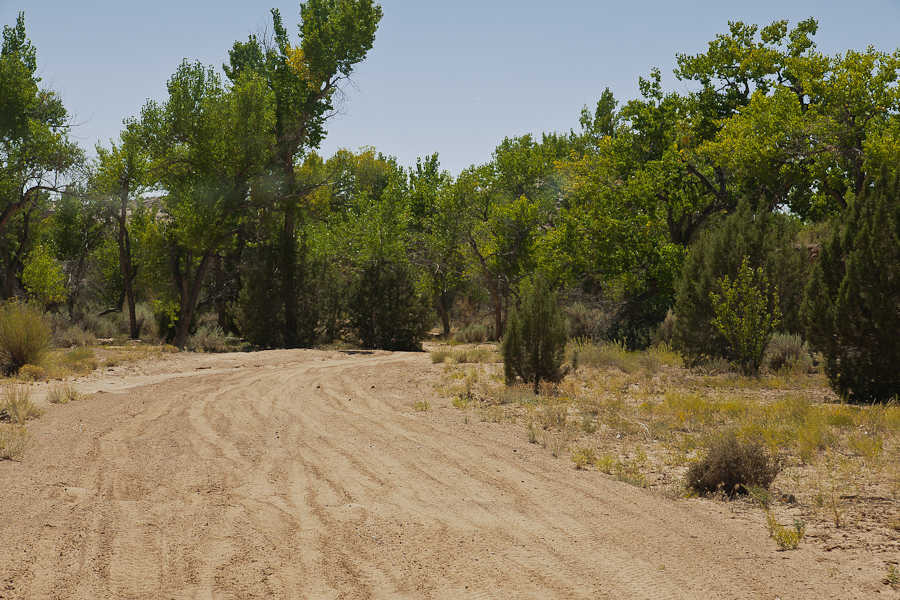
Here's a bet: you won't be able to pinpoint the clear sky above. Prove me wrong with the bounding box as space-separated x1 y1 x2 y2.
4 0 900 176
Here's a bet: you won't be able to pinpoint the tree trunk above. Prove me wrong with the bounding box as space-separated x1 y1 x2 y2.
435 292 450 337
117 205 139 339
281 201 298 348
172 251 213 349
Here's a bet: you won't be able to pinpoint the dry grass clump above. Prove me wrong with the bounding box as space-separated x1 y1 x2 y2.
431 345 499 365
47 383 82 404
0 424 30 460
0 386 43 424
570 339 679 374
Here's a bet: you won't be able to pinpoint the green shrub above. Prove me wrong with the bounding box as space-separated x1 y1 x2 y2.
686 433 780 496
709 257 781 376
349 259 431 351
501 275 568 393
673 201 808 366
235 242 326 348
0 301 51 375
803 166 900 402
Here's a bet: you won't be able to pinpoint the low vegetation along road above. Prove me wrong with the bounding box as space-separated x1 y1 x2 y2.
0 349 886 598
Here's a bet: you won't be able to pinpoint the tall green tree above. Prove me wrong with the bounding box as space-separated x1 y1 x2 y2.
91 127 148 338
225 0 382 348
137 61 275 348
0 12 81 297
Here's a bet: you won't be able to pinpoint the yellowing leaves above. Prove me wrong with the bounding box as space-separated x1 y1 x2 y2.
285 45 323 91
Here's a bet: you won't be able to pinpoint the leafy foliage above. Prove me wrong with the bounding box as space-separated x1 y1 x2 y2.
21 244 68 306
710 257 781 376
673 201 807 365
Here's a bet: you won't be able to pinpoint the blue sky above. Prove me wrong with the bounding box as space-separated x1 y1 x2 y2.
4 1 900 175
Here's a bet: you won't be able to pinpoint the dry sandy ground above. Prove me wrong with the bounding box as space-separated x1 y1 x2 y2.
0 349 895 599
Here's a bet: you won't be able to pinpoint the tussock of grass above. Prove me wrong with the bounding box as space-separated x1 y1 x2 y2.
570 340 679 374
0 424 30 460
431 349 450 364
0 386 43 424
47 384 81 404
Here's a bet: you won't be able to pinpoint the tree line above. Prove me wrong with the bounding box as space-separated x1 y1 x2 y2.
2 10 899 401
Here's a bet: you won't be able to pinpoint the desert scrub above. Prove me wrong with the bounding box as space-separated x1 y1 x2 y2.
0 423 30 460
450 347 496 364
455 324 488 344
0 301 51 375
0 386 43 424
686 433 780 496
763 333 814 374
571 446 596 469
766 511 805 550
431 349 451 364
47 383 81 404
414 400 430 412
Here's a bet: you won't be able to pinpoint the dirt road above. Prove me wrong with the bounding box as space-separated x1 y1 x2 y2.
0 349 890 598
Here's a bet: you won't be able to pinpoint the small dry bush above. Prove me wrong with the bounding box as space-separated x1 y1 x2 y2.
455 324 488 344
414 400 430 412
188 325 230 352
686 433 780 496
0 386 43 424
53 324 96 348
571 339 678 375
0 301 51 375
47 384 81 404
17 364 47 381
763 333 814 374
0 424 30 460
565 302 611 340
492 384 536 405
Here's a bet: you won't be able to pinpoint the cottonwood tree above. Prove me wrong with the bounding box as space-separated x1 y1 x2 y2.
136 61 275 348
0 12 81 298
91 126 148 338
224 0 382 348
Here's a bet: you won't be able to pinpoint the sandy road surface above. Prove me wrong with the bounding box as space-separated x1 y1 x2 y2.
0 349 891 599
